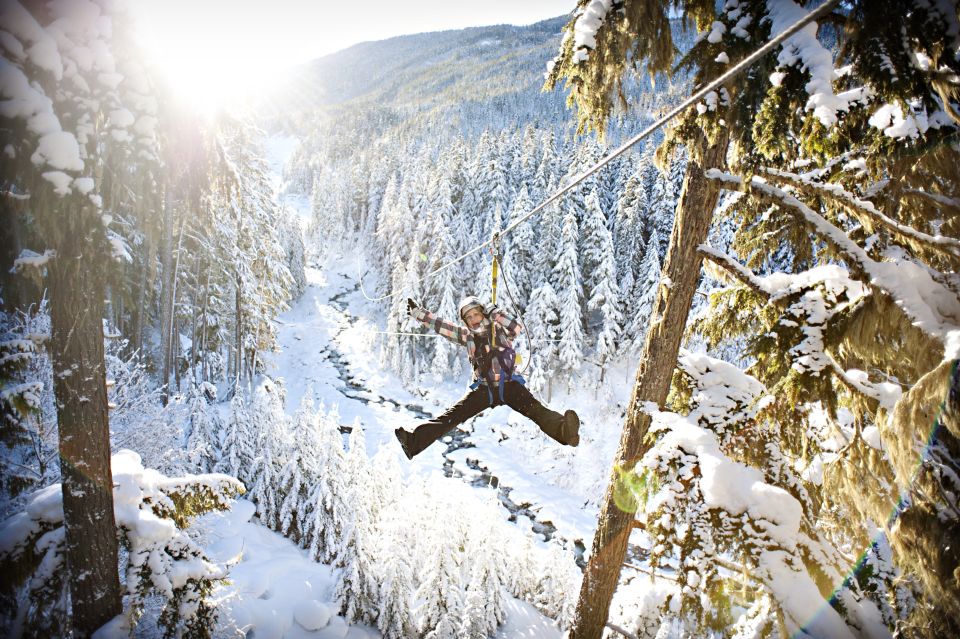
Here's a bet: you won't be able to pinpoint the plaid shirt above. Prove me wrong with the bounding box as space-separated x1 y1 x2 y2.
412 306 523 383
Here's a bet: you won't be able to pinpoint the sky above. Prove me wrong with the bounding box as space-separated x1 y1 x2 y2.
131 0 575 112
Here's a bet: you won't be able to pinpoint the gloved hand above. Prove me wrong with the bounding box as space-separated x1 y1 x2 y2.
407 298 418 315
484 302 500 317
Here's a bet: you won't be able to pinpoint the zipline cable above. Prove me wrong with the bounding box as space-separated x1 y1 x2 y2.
358 0 841 304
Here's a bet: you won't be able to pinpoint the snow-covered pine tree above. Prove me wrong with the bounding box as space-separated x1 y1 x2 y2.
376 173 404 275
459 502 508 638
554 207 585 387
277 396 321 544
215 385 254 483
334 421 379 626
0 2 173 626
247 380 288 530
533 174 564 287
375 500 417 639
629 229 662 351
0 312 47 501
504 185 537 307
0 449 244 638
185 382 221 473
685 0 960 633
648 168 676 262
429 211 461 379
613 170 648 294
397 251 424 381
215 119 294 381
305 404 348 563
581 186 623 378
525 282 560 395
415 506 465 639
279 212 307 299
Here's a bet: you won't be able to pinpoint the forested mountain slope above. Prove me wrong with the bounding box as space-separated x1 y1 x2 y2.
269 16 715 402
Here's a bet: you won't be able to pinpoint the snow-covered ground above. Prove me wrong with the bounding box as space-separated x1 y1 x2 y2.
202 500 378 639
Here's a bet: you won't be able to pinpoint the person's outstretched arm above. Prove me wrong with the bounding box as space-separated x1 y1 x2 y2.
407 298 468 345
485 303 523 339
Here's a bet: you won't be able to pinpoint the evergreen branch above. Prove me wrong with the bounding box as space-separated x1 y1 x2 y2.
825 353 902 411
697 245 770 298
904 188 960 211
704 169 960 350
760 167 960 259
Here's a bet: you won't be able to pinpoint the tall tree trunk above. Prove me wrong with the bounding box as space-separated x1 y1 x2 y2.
159 194 174 404
170 214 186 395
569 130 728 639
132 237 149 356
48 201 122 636
200 270 210 383
190 257 201 385
235 274 242 383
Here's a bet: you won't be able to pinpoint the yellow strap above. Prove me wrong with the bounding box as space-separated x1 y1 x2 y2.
490 255 499 349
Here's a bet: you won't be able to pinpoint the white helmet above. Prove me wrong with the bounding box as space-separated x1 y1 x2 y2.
457 296 484 323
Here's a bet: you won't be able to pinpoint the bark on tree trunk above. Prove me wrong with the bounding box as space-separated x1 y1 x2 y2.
569 131 728 639
235 273 243 383
48 201 122 636
159 194 174 404
170 214 186 394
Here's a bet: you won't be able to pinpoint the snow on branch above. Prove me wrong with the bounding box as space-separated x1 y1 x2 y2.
0 449 245 636
11 249 55 273
826 354 902 411
764 0 864 127
904 188 960 211
571 0 617 63
697 244 770 297
705 169 960 358
760 167 960 257
639 408 858 639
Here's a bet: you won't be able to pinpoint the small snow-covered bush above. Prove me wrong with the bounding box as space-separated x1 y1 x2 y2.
0 450 244 639
0 305 56 512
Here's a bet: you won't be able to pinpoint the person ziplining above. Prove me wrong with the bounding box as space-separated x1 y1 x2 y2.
394 294 581 460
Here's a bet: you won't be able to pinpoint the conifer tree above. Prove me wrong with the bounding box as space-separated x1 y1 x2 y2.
248 381 288 530
305 404 347 563
185 382 221 473
376 506 417 639
0 2 156 628
629 229 662 350
459 513 508 638
554 208 585 383
548 0 959 636
526 282 560 394
216 385 253 482
334 421 380 625
505 186 537 306
416 511 465 639
429 206 462 379
277 397 320 544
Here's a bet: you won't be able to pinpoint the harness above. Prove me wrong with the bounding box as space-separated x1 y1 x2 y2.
467 231 526 404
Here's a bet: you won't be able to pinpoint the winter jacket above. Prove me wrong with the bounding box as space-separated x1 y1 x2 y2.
410 305 522 384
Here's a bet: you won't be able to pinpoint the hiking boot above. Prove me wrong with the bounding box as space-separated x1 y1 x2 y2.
562 410 580 447
395 427 414 460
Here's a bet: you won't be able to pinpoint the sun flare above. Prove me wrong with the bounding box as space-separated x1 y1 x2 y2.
130 1 289 115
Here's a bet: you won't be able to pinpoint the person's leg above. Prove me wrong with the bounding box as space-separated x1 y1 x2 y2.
397 386 489 458
502 381 579 446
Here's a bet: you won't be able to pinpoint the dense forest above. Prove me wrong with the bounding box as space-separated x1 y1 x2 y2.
1 1 959 638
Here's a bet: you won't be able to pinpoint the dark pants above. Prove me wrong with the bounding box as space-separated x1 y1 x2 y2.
404 380 569 458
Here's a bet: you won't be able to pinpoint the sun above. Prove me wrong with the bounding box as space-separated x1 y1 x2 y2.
129 1 289 116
